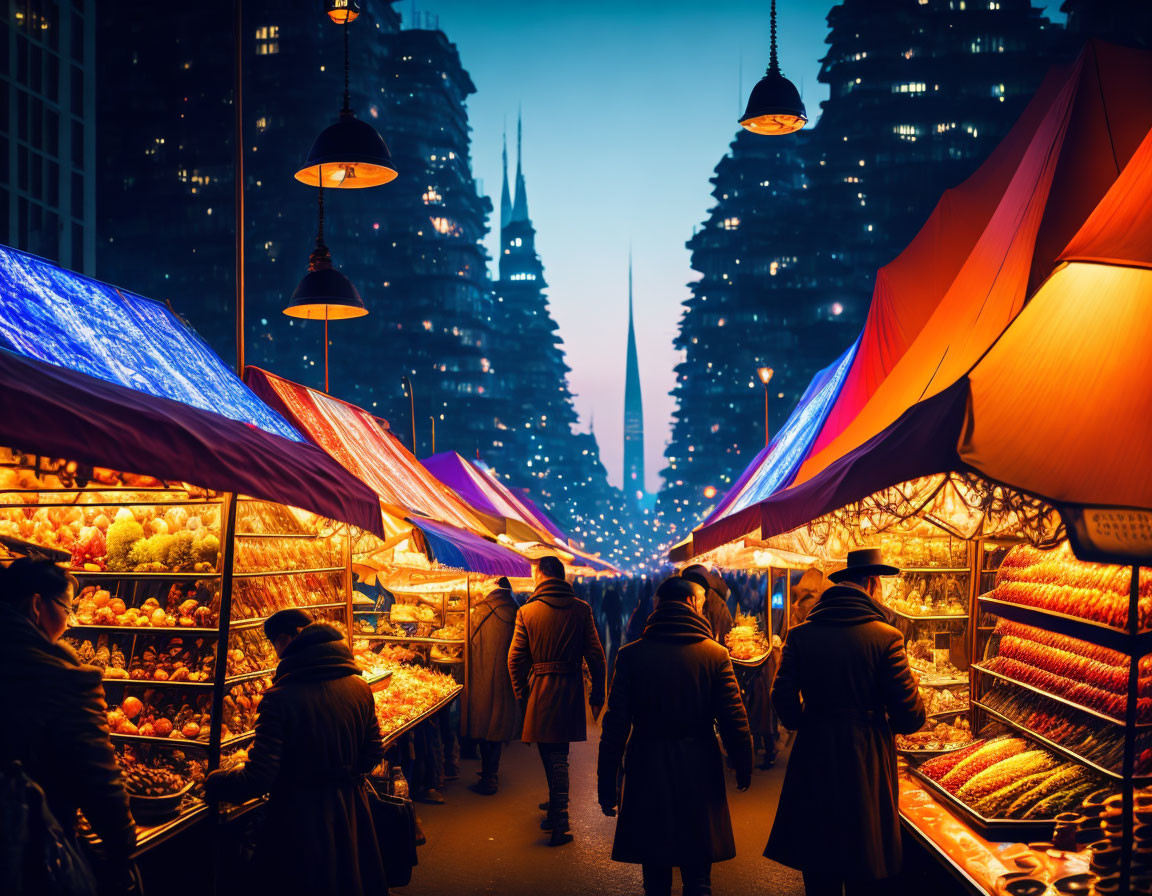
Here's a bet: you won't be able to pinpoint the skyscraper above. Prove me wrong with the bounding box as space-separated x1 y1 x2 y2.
2 0 96 273
623 253 645 505
660 0 1061 530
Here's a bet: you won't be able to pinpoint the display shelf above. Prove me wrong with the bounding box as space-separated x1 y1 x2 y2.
905 761 1060 841
109 732 211 751
357 634 465 645
68 624 219 635
362 669 393 688
380 686 462 748
972 663 1149 729
915 673 969 688
218 795 267 824
231 566 344 578
902 568 971 574
72 570 221 580
132 800 209 857
101 677 215 689
431 656 464 665
234 532 324 539
224 668 276 685
888 606 968 622
973 699 1140 784
220 731 257 750
228 602 348 631
978 594 1152 654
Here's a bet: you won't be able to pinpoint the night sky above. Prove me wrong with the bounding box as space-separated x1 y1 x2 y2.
410 0 1064 493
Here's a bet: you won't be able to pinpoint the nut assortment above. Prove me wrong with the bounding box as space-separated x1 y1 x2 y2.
896 717 973 753
725 613 771 661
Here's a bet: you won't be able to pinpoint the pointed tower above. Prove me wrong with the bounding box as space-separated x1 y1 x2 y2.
500 129 512 233
623 253 645 502
511 111 529 223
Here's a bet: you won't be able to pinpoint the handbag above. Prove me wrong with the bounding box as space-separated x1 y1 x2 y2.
0 760 98 896
365 777 419 888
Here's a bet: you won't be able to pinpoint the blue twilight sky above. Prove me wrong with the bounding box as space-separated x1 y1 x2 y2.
405 0 1063 494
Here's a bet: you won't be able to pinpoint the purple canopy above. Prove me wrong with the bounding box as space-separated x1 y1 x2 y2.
408 516 531 578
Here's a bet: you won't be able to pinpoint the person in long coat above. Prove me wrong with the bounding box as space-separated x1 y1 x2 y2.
624 578 655 644
1 558 136 895
465 577 521 794
681 564 734 645
598 576 753 896
765 549 925 895
508 556 606 846
205 612 387 895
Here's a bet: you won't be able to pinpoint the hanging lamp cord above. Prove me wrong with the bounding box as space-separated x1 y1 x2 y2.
769 0 779 74
343 23 351 113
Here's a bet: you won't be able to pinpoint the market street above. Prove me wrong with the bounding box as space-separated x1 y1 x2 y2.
405 725 805 896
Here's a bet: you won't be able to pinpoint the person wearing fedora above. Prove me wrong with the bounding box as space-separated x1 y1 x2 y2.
763 548 926 895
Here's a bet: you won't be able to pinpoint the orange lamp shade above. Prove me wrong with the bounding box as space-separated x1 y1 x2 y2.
326 0 360 24
740 113 807 136
295 111 397 189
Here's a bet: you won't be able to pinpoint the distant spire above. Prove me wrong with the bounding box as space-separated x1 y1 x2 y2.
500 125 512 232
623 248 645 500
511 108 529 223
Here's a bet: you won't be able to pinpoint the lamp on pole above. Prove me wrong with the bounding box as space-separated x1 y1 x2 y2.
429 416 436 454
402 375 416 452
757 366 774 447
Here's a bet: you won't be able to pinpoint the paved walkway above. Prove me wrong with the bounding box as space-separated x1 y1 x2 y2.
403 721 805 896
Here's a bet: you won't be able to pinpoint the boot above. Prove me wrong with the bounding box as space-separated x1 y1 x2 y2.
539 801 550 812
549 828 574 847
469 774 498 796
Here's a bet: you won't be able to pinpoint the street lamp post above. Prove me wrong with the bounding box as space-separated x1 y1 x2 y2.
757 366 774 447
402 375 416 452
429 416 436 454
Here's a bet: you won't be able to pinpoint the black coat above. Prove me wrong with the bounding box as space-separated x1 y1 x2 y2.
765 584 925 880
0 604 135 859
598 601 753 866
205 624 387 896
508 578 606 744
703 590 734 645
465 587 521 742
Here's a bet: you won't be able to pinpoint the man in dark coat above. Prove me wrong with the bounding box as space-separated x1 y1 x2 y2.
508 555 606 846
681 564 734 645
466 577 521 795
598 576 753 896
0 559 136 893
205 610 387 895
765 549 926 895
624 578 655 644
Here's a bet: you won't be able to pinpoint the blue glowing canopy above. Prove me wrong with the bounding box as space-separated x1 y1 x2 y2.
0 245 302 443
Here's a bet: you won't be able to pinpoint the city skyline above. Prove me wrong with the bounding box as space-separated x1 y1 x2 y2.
421 0 1065 494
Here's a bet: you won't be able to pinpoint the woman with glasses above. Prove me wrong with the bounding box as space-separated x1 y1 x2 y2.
0 557 136 894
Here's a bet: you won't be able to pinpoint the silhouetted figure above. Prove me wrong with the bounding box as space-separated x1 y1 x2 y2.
765 549 926 895
508 556 606 846
465 577 521 794
205 610 387 895
598 576 753 896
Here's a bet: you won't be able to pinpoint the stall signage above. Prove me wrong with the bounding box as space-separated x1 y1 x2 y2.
1071 507 1152 563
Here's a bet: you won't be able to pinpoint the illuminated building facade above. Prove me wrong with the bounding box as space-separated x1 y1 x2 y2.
1 0 96 273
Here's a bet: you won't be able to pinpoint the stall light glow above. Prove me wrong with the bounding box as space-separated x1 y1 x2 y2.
0 246 304 442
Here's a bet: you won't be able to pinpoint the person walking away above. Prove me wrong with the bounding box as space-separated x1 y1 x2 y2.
508 556 606 846
765 549 926 895
624 578 655 644
680 565 734 645
598 576 753 896
204 609 387 895
0 558 136 895
601 584 624 677
465 577 521 795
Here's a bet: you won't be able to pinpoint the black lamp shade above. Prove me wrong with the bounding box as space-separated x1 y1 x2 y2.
284 267 367 320
740 69 808 136
326 0 360 24
295 110 397 188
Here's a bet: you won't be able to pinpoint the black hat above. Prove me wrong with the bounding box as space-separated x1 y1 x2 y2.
494 576 511 590
680 565 711 591
828 548 900 583
658 576 705 604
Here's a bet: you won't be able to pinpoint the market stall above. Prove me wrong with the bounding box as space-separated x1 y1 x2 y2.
675 43 1152 896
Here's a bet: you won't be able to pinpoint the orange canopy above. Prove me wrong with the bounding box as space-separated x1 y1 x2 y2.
795 41 1152 490
960 118 1152 513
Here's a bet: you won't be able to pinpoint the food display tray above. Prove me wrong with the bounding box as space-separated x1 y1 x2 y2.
905 762 1058 842
730 649 772 668
896 739 977 759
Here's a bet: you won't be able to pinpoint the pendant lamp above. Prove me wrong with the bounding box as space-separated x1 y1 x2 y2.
284 170 367 392
295 14 397 187
325 0 360 24
739 0 807 136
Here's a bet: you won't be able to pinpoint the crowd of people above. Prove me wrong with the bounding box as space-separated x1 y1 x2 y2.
1 549 928 896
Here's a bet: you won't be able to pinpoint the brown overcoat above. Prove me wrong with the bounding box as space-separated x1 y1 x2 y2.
205 623 387 895
465 586 522 742
764 584 925 880
598 601 753 866
508 578 606 744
